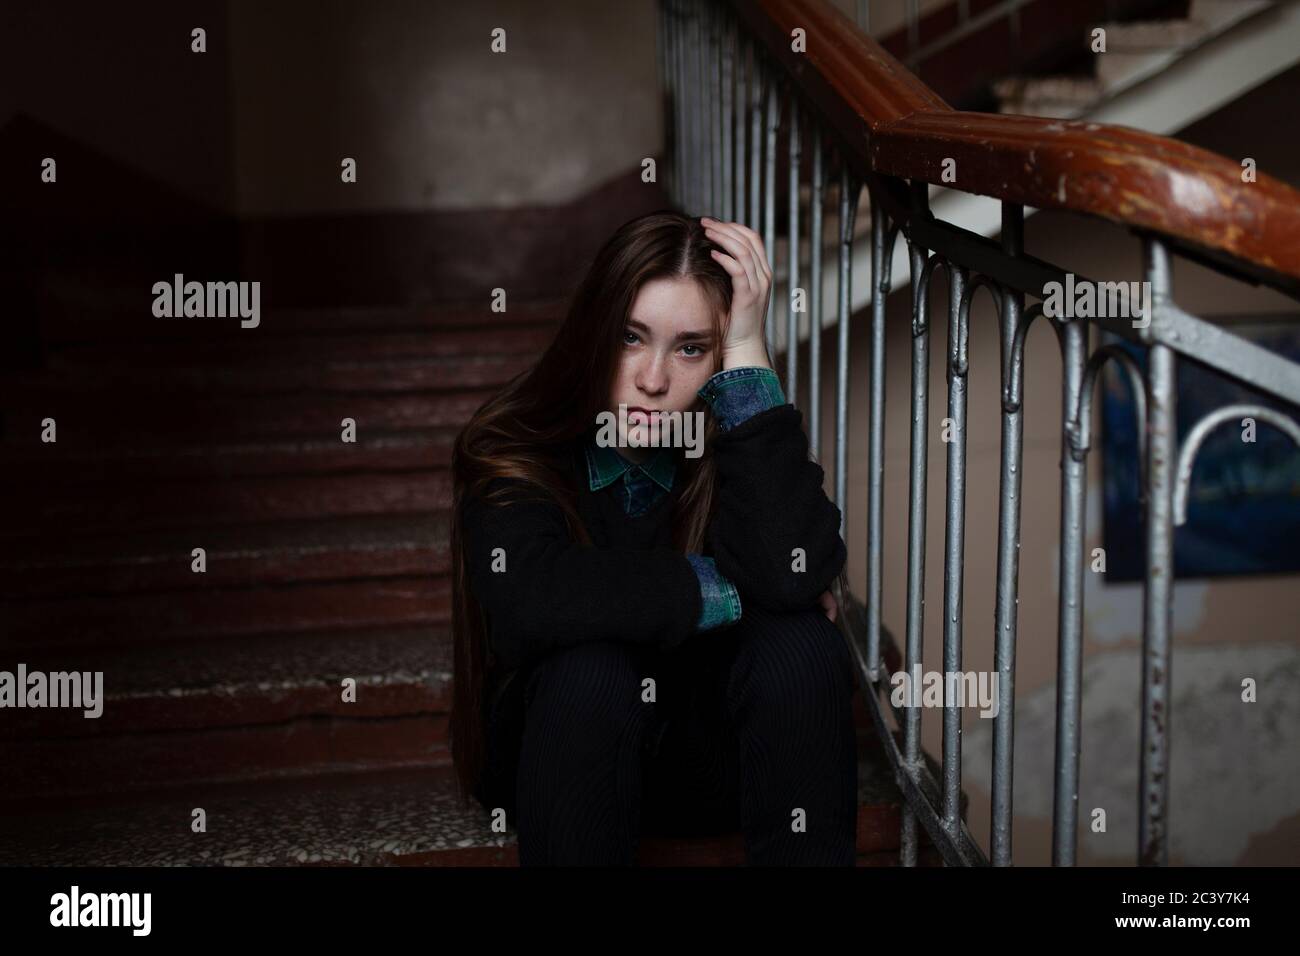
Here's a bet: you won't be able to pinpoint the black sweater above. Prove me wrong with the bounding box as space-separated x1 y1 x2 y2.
460 402 847 682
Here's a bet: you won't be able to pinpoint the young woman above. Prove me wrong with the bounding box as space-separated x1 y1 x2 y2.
449 210 859 865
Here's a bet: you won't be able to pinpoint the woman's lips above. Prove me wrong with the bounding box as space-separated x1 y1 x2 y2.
627 407 657 425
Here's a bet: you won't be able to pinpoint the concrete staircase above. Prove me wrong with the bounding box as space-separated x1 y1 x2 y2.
0 284 944 866
992 0 1277 118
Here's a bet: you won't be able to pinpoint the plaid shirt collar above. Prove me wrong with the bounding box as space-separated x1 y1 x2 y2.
583 437 677 495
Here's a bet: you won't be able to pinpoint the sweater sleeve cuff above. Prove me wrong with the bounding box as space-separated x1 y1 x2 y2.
697 366 786 431
685 554 742 631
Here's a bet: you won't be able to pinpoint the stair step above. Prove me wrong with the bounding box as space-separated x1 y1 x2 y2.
994 1 1274 118
0 618 446 796
0 631 900 806
993 77 1105 118
0 624 447 743
1095 17 1210 52
2 575 450 648
0 753 929 865
0 470 452 536
38 298 565 345
0 287 958 866
0 641 899 808
42 325 553 366
0 427 459 483
7 351 534 395
0 718 449 807
0 512 451 598
0 390 493 445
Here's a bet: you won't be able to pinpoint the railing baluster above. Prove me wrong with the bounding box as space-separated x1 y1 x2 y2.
672 0 686 209
687 0 701 215
992 203 1026 866
700 0 710 213
786 95 800 401
695 0 708 214
1140 238 1176 867
656 1 667 197
866 187 889 679
1052 313 1089 866
763 63 779 355
707 0 719 214
733 29 746 223
749 43 762 230
942 265 970 836
809 123 824 460
720 7 733 222
835 166 858 536
901 182 935 868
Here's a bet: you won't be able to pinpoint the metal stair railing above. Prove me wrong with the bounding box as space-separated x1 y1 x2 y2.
657 0 1300 866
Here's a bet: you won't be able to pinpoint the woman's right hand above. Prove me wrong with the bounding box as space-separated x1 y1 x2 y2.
700 217 772 370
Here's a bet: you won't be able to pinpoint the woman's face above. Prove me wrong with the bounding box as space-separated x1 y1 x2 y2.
607 275 719 461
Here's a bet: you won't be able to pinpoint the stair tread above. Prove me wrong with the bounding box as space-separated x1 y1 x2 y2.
39 297 566 344
0 625 449 740
8 624 446 704
0 469 453 537
0 427 460 481
6 510 448 566
5 351 534 395
0 745 912 865
38 326 554 365
1 390 494 441
1 510 451 599
3 575 450 647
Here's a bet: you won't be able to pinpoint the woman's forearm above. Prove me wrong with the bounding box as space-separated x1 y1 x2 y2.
707 404 847 611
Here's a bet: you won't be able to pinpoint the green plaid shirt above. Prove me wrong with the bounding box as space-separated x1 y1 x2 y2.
584 441 678 518
583 365 786 631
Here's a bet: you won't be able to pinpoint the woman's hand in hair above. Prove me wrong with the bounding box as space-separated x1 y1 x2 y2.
700 216 772 371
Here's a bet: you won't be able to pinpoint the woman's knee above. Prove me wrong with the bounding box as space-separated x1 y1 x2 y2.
523 640 654 739
727 607 856 710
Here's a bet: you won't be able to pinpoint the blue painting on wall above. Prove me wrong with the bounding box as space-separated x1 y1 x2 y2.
1101 321 1300 582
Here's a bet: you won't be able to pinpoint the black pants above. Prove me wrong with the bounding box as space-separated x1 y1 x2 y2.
481 604 859 865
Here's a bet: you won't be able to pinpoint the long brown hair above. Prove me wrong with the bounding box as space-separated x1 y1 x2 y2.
448 210 738 805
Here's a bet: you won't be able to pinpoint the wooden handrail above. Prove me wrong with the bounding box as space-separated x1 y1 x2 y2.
729 0 1300 289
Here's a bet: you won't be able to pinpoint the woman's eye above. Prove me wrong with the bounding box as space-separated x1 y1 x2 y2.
681 344 704 357
623 330 639 345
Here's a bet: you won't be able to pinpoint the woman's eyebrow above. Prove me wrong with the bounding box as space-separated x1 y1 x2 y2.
626 317 711 342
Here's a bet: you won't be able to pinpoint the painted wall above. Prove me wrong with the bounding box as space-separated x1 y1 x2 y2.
228 0 663 216
0 0 235 211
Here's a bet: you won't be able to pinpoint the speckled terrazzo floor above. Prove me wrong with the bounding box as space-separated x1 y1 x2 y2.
0 764 509 867
0 737 909 866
